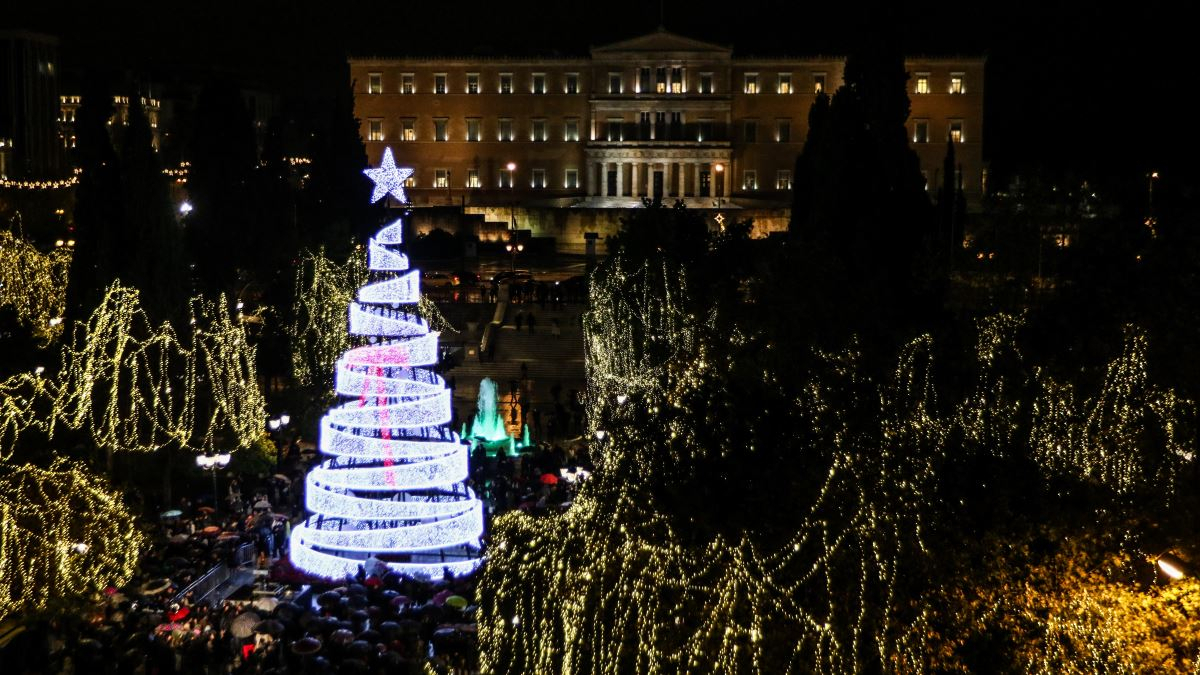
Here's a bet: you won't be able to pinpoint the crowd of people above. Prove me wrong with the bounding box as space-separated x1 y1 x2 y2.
8 432 590 675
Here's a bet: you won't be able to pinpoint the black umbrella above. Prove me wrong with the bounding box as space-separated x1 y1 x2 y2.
290 636 322 655
316 591 341 608
253 619 286 636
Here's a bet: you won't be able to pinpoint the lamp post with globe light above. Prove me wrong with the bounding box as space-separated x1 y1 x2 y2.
196 452 231 514
506 162 517 230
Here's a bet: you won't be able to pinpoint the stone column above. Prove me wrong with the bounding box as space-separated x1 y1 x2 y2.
693 162 701 199
585 161 594 196
631 162 640 198
722 161 731 199
599 161 607 196
616 161 624 197
677 161 686 197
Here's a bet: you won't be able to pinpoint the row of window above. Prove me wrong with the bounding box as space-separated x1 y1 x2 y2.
365 70 967 96
367 71 581 95
366 117 798 143
406 167 795 191
912 119 967 144
367 117 582 143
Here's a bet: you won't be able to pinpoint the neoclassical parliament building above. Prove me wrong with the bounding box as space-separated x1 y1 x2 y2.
350 29 983 243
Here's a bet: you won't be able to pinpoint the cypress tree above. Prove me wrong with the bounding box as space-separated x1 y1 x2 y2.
66 77 123 321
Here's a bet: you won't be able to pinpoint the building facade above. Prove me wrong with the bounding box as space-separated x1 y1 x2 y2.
1 30 66 182
350 30 984 216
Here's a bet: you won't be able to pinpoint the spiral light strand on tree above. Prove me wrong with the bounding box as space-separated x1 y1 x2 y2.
289 149 482 580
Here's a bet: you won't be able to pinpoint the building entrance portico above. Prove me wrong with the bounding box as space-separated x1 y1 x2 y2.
582 147 733 207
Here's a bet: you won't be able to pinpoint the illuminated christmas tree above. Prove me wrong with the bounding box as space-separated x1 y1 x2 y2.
290 148 483 579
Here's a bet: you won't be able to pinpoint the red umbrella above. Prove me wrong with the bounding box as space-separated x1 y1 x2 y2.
540 473 559 485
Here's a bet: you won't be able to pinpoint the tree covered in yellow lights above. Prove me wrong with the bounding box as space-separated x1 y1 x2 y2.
0 229 71 345
477 204 1198 674
0 283 266 464
0 460 145 621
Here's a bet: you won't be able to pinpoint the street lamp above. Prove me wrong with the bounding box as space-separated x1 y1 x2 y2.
196 452 232 514
713 163 725 209
1156 552 1188 580
505 242 524 272
1145 170 1159 229
506 162 517 229
268 414 291 468
179 201 193 215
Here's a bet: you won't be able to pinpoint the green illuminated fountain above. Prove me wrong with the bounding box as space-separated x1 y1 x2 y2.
463 377 528 456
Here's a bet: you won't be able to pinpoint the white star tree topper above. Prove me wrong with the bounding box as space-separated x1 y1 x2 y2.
364 147 415 204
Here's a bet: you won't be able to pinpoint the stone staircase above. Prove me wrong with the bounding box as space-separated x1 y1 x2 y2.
445 303 587 428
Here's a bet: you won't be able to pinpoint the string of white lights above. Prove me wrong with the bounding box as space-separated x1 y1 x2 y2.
289 149 482 580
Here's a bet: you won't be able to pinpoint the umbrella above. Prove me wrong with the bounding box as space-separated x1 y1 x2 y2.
329 628 355 646
273 474 289 482
168 534 189 544
253 619 285 636
201 525 220 535
167 606 189 622
540 472 559 485
346 640 372 657
346 594 368 610
346 583 367 596
160 509 183 520
445 595 468 610
272 601 302 620
253 597 279 612
357 629 381 644
230 612 260 639
317 591 341 608
363 556 388 578
390 595 411 609
197 506 215 514
140 578 171 595
253 499 272 510
431 589 453 607
77 637 103 650
291 636 322 655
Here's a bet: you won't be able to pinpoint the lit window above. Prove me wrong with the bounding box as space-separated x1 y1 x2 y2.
776 170 792 190
434 74 447 94
609 72 622 94
565 169 579 189
564 119 580 142
467 73 479 94
776 119 791 143
950 73 965 94
532 73 546 94
435 169 450 188
401 119 415 141
565 73 579 94
949 120 964 143
434 118 448 142
742 170 757 190
499 169 513 188
913 119 929 144
777 73 792 94
532 168 546 188
368 73 382 94
606 118 623 141
655 67 666 93
499 118 513 142
467 118 481 142
744 73 759 94
404 174 416 188
467 169 480 188
671 67 683 93
368 118 384 141
699 72 713 94
401 73 414 94
915 72 930 94
500 73 513 94
744 120 757 143
532 119 547 142
813 72 826 93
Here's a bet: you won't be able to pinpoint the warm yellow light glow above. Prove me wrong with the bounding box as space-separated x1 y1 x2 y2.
1158 557 1185 580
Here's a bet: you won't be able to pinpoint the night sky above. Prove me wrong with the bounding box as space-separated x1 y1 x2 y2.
4 0 1193 188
